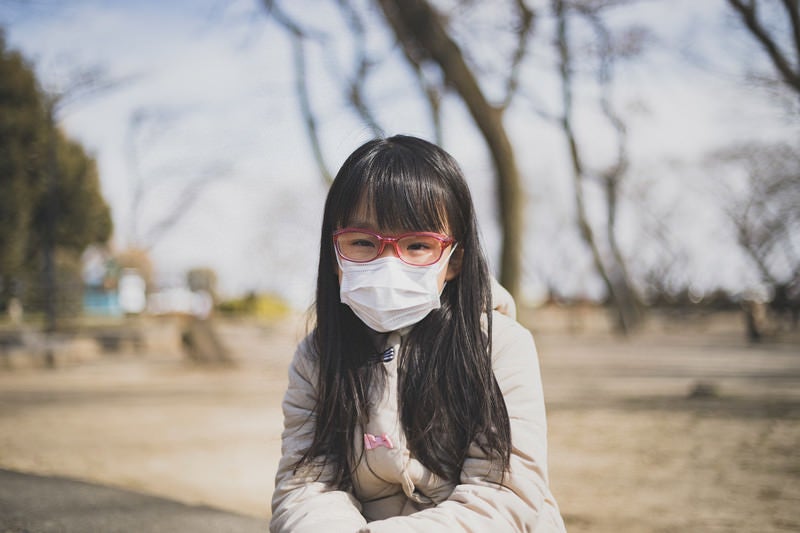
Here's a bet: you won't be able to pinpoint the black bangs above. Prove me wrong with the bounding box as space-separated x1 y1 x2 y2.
329 137 460 238
366 161 452 234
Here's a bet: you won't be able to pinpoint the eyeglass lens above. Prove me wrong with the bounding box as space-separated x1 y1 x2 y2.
336 231 445 265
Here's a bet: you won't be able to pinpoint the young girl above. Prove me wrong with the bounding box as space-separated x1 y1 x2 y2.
270 135 565 532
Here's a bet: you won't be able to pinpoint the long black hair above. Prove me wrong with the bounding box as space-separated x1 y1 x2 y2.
297 135 511 489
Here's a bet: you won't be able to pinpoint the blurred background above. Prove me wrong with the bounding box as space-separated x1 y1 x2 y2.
0 1 798 532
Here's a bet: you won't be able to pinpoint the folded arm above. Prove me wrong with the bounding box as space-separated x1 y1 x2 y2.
270 341 368 533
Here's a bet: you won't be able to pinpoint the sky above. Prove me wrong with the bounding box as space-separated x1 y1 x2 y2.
1 0 796 308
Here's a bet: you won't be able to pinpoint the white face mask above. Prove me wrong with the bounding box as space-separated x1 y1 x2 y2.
337 246 456 333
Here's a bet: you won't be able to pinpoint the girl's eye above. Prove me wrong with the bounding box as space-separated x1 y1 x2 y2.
406 241 432 251
401 236 440 255
351 239 376 248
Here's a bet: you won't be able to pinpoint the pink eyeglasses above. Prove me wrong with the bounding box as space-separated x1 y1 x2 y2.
333 227 455 266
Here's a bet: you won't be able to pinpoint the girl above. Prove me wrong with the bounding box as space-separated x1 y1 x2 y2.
270 135 565 532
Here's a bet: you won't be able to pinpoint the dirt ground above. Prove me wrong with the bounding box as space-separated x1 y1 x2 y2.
0 308 798 532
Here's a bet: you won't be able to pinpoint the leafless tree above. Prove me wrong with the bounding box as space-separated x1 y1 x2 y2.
375 0 531 298
552 0 645 333
711 142 800 330
259 0 794 326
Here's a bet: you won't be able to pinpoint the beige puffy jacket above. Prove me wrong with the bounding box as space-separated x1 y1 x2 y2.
271 284 566 532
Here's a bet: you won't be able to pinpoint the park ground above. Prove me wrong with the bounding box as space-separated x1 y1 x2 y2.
0 307 798 532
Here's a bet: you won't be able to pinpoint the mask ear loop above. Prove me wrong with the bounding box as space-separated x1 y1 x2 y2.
334 247 344 270
438 243 458 271
438 243 459 294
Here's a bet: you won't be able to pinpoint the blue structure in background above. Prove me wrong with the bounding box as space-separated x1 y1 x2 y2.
83 289 123 317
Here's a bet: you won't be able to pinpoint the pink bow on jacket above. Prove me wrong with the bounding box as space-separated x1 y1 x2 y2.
363 433 394 450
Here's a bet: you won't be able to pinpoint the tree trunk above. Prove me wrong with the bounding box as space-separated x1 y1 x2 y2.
376 0 524 298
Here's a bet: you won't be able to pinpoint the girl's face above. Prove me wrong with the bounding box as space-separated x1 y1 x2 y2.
334 198 462 290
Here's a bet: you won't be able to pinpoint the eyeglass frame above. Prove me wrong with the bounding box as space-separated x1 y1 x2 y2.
332 227 456 266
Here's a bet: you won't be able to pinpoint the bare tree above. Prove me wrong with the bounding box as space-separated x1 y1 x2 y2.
711 143 800 331
259 0 794 321
553 0 644 333
375 0 530 298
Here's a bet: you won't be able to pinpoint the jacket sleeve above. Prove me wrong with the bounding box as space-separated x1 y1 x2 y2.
270 340 368 533
361 315 564 533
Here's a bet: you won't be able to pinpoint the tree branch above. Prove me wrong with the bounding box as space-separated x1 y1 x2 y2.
142 162 232 249
727 0 800 94
335 0 384 136
381 23 445 143
500 0 535 110
781 0 800 62
264 0 333 184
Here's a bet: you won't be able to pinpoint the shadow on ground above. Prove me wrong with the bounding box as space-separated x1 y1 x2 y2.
0 469 264 533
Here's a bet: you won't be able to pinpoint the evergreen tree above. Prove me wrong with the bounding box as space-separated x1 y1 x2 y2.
0 32 112 315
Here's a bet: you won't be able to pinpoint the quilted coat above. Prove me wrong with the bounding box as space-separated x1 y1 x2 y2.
270 292 566 532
